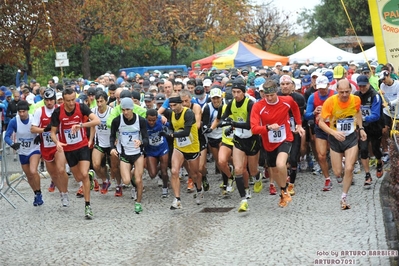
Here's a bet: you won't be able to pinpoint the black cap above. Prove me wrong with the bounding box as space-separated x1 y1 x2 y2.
155 93 166 103
232 80 246 92
120 90 132 99
144 93 154 101
194 86 205 99
361 64 370 73
142 80 150 88
131 91 141 100
87 88 96 96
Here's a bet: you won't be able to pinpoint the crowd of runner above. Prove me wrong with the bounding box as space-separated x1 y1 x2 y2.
1 60 398 219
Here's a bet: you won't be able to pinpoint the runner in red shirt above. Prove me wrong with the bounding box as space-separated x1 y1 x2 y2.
251 80 305 208
50 87 100 219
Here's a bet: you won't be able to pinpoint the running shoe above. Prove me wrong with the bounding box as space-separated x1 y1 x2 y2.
48 181 56 193
202 176 210 191
131 187 137 200
312 162 321 175
364 175 372 187
376 163 384 178
157 176 163 187
341 197 350 210
89 170 95 190
39 161 45 172
76 186 84 198
195 190 204 205
238 199 249 212
278 190 292 208
269 184 277 195
93 179 100 192
287 183 295 196
244 188 252 199
254 179 263 193
115 186 123 197
162 188 169 198
187 178 195 193
369 157 377 167
353 161 361 174
382 153 389 164
135 202 143 214
100 181 111 194
170 198 182 210
249 176 254 185
299 156 308 172
226 178 235 192
33 193 44 206
85 205 93 219
336 175 343 184
61 192 69 207
322 179 332 191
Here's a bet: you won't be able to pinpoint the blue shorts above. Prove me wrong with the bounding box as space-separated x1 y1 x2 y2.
315 125 328 140
145 143 169 158
19 150 41 165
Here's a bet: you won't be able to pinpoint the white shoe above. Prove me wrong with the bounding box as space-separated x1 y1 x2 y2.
312 162 321 175
131 187 137 200
61 192 69 207
245 188 252 199
353 161 361 174
170 198 182 210
162 188 169 198
195 190 204 205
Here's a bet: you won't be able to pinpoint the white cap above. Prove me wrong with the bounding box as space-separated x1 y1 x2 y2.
275 62 282 67
300 65 308 70
175 78 183 83
53 76 59 84
83 85 90 91
203 79 212 87
370 61 378 68
349 61 359 67
210 88 222 98
316 76 329 89
97 84 105 91
56 92 63 100
183 77 190 85
26 94 35 104
149 76 155 82
311 71 321 77
282 66 291 72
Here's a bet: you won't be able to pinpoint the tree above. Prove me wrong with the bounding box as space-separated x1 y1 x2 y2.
0 1 49 75
137 0 250 65
297 0 372 38
241 3 292 51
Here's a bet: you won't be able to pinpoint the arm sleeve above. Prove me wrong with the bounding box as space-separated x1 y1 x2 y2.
202 105 210 127
173 110 195 138
366 94 381 123
80 103 92 116
290 98 302 125
109 116 121 150
304 94 315 120
161 99 170 109
106 106 121 128
216 105 223 119
231 100 253 130
4 118 17 146
139 117 149 147
50 107 61 127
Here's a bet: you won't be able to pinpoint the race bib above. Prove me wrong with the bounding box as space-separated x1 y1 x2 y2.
42 132 56 148
149 133 163 146
63 129 83 145
19 138 33 149
268 125 287 143
177 135 192 147
337 118 355 136
97 122 108 132
361 106 371 117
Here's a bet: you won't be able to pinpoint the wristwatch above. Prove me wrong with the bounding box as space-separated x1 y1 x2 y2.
80 122 83 128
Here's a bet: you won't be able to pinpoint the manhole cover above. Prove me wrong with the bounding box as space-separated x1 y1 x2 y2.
200 207 234 213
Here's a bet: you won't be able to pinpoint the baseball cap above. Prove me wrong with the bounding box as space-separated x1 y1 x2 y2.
120 90 132 99
333 65 345 79
361 64 370 73
144 93 154 101
142 80 150 88
324 71 334 82
203 79 212 87
210 88 222 98
379 70 390 80
300 65 308 70
194 86 205 98
279 75 292 84
370 61 378 68
302 75 311 86
316 76 329 89
120 97 134 109
254 77 266 88
26 94 35 104
275 62 283 67
56 92 63 100
83 85 90 91
5 90 12 97
87 88 96 96
155 93 166 103
356 75 369 86
349 61 359 67
131 91 141 100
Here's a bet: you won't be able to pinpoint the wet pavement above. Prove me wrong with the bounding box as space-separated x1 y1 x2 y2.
0 151 395 265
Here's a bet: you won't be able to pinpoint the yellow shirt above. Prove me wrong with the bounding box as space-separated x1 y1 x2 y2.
172 107 199 153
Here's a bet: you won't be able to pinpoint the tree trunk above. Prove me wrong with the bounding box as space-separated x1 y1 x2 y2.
170 40 178 65
82 43 91 79
24 42 32 76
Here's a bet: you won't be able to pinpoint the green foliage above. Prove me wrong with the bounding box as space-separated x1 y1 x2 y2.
297 0 372 38
0 64 18 86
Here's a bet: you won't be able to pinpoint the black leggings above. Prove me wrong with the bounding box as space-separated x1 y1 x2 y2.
359 132 382 160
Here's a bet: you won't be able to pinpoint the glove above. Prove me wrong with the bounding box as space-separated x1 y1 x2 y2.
11 143 21 150
224 126 234 136
203 126 213 134
34 135 41 145
217 118 233 128
43 124 51 132
159 131 172 139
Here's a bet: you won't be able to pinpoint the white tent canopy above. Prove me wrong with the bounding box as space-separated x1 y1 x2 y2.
289 37 362 64
357 46 377 62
